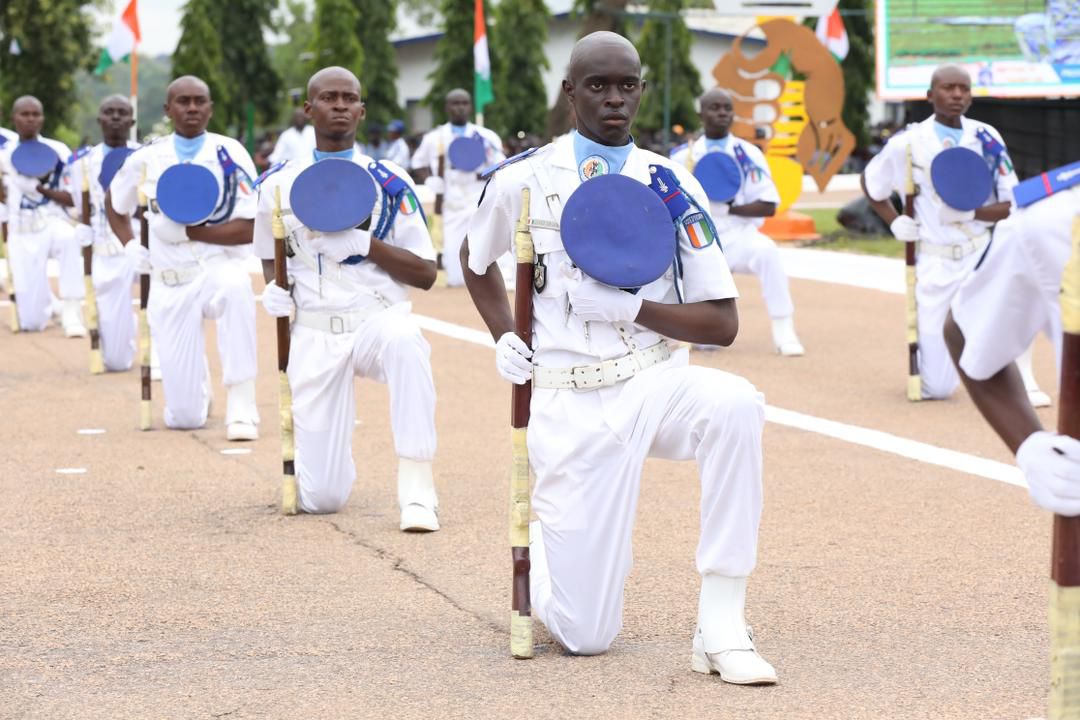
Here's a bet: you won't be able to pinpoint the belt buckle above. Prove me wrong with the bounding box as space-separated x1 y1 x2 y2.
952 244 963 261
161 269 180 286
569 364 600 390
329 315 346 334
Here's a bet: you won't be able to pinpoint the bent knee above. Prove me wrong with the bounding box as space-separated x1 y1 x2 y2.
552 621 618 656
298 484 351 514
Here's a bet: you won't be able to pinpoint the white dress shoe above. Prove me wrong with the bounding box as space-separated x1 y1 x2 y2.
771 316 804 357
226 421 258 441
1018 346 1051 408
224 379 258 441
691 626 777 685
61 299 87 338
398 458 439 532
1028 389 1052 409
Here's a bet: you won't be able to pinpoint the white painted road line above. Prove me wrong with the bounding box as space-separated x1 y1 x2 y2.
55 467 88 475
413 313 1026 490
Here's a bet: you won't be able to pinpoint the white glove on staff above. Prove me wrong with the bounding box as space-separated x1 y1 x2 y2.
307 228 371 263
8 174 40 196
1017 431 1080 517
260 280 294 318
424 176 446 195
889 215 920 242
74 224 94 248
495 331 533 385
123 240 151 275
712 202 731 217
939 206 976 225
564 264 643 324
148 213 190 245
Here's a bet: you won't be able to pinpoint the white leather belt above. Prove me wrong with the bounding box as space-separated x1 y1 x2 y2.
917 237 985 261
156 264 202 286
93 241 123 257
293 306 385 334
532 341 670 390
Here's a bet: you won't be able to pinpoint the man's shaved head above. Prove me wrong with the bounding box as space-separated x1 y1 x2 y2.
698 87 735 139
698 87 732 108
566 31 640 84
308 66 361 101
166 75 211 104
100 94 132 112
930 64 971 90
11 96 44 139
12 95 42 114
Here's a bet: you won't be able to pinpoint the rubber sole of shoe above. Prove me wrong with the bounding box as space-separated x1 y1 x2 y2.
690 652 778 685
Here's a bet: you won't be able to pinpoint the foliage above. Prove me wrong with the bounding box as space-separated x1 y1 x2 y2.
269 0 315 117
424 0 475 125
354 0 402 130
487 0 550 138
172 0 230 133
310 0 364 88
804 0 874 149
73 53 172 142
0 0 96 135
215 0 282 133
635 0 701 136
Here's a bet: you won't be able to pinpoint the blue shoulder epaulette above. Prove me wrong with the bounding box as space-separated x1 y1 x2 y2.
668 142 688 159
0 135 8 149
67 145 92 166
1014 160 1080 208
253 160 288 191
480 147 538 180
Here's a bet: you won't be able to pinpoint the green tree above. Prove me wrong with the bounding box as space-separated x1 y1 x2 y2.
354 0 402 130
216 0 281 133
74 54 173 141
836 0 874 150
635 0 701 137
487 0 549 139
269 0 314 121
0 0 96 135
310 0 364 87
172 0 230 134
424 0 475 126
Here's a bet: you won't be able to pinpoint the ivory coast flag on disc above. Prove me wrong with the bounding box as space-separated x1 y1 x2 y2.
95 0 140 74
815 4 849 62
473 0 494 113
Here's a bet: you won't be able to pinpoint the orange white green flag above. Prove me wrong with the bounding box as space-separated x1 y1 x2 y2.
95 0 140 74
474 0 494 114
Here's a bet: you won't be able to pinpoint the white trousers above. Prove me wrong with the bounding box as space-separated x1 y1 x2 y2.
8 217 82 331
915 246 986 399
722 227 794 319
147 260 258 429
288 305 437 514
528 353 765 654
442 208 471 287
92 250 137 372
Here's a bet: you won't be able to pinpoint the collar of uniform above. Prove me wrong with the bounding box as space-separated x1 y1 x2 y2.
549 133 577 170
918 114 979 151
548 133 652 184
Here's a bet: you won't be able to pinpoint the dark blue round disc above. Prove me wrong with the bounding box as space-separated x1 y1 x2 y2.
156 163 220 225
448 135 487 171
561 174 675 288
931 147 993 211
693 151 742 202
11 140 60 178
289 158 378 233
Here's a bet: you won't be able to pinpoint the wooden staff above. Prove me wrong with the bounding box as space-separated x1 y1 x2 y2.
0 167 17 333
430 140 446 270
272 186 297 515
904 144 921 402
137 169 152 430
81 159 104 374
1049 216 1080 718
510 186 533 659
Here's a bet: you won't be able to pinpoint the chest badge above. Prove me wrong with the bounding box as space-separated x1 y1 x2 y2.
579 155 609 180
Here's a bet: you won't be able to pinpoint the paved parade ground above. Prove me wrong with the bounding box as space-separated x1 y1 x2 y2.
0 260 1057 719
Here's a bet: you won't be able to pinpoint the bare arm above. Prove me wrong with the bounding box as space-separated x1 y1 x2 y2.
730 200 776 219
38 186 73 208
366 238 437 290
862 171 900 225
944 311 1041 454
462 238 514 340
974 201 1011 223
104 189 135 244
412 167 431 184
261 258 274 284
636 298 739 346
186 218 254 247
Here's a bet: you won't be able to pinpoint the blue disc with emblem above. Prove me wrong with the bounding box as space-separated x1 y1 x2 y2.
693 152 742 202
156 163 220 225
98 147 135 190
931 147 993 211
561 174 675 288
447 135 487 171
11 140 60 178
290 157 378 233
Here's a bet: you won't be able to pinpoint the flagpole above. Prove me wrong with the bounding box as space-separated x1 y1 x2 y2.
130 49 139 142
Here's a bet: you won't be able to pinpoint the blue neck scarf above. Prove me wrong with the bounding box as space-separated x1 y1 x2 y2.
572 130 634 182
174 133 207 163
934 121 963 149
313 147 355 163
450 123 467 137
705 136 731 154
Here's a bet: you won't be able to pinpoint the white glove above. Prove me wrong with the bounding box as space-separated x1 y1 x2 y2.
495 331 533 385
124 240 151 275
712 202 731 217
306 227 372 264
939 205 976 224
424 175 446 195
889 214 920 242
261 280 294 319
564 264 643 324
148 213 189 245
8 174 40 195
1017 431 1080 516
74 224 94 248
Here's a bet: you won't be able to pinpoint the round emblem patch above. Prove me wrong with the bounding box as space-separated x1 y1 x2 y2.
579 155 609 180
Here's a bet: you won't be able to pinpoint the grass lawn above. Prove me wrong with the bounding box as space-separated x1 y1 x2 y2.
799 208 904 259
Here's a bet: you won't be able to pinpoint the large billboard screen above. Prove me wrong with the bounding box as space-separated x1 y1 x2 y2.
876 0 1080 99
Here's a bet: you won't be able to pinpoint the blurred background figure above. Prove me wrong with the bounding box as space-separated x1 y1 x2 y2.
268 108 315 165
385 119 411 168
362 122 388 161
